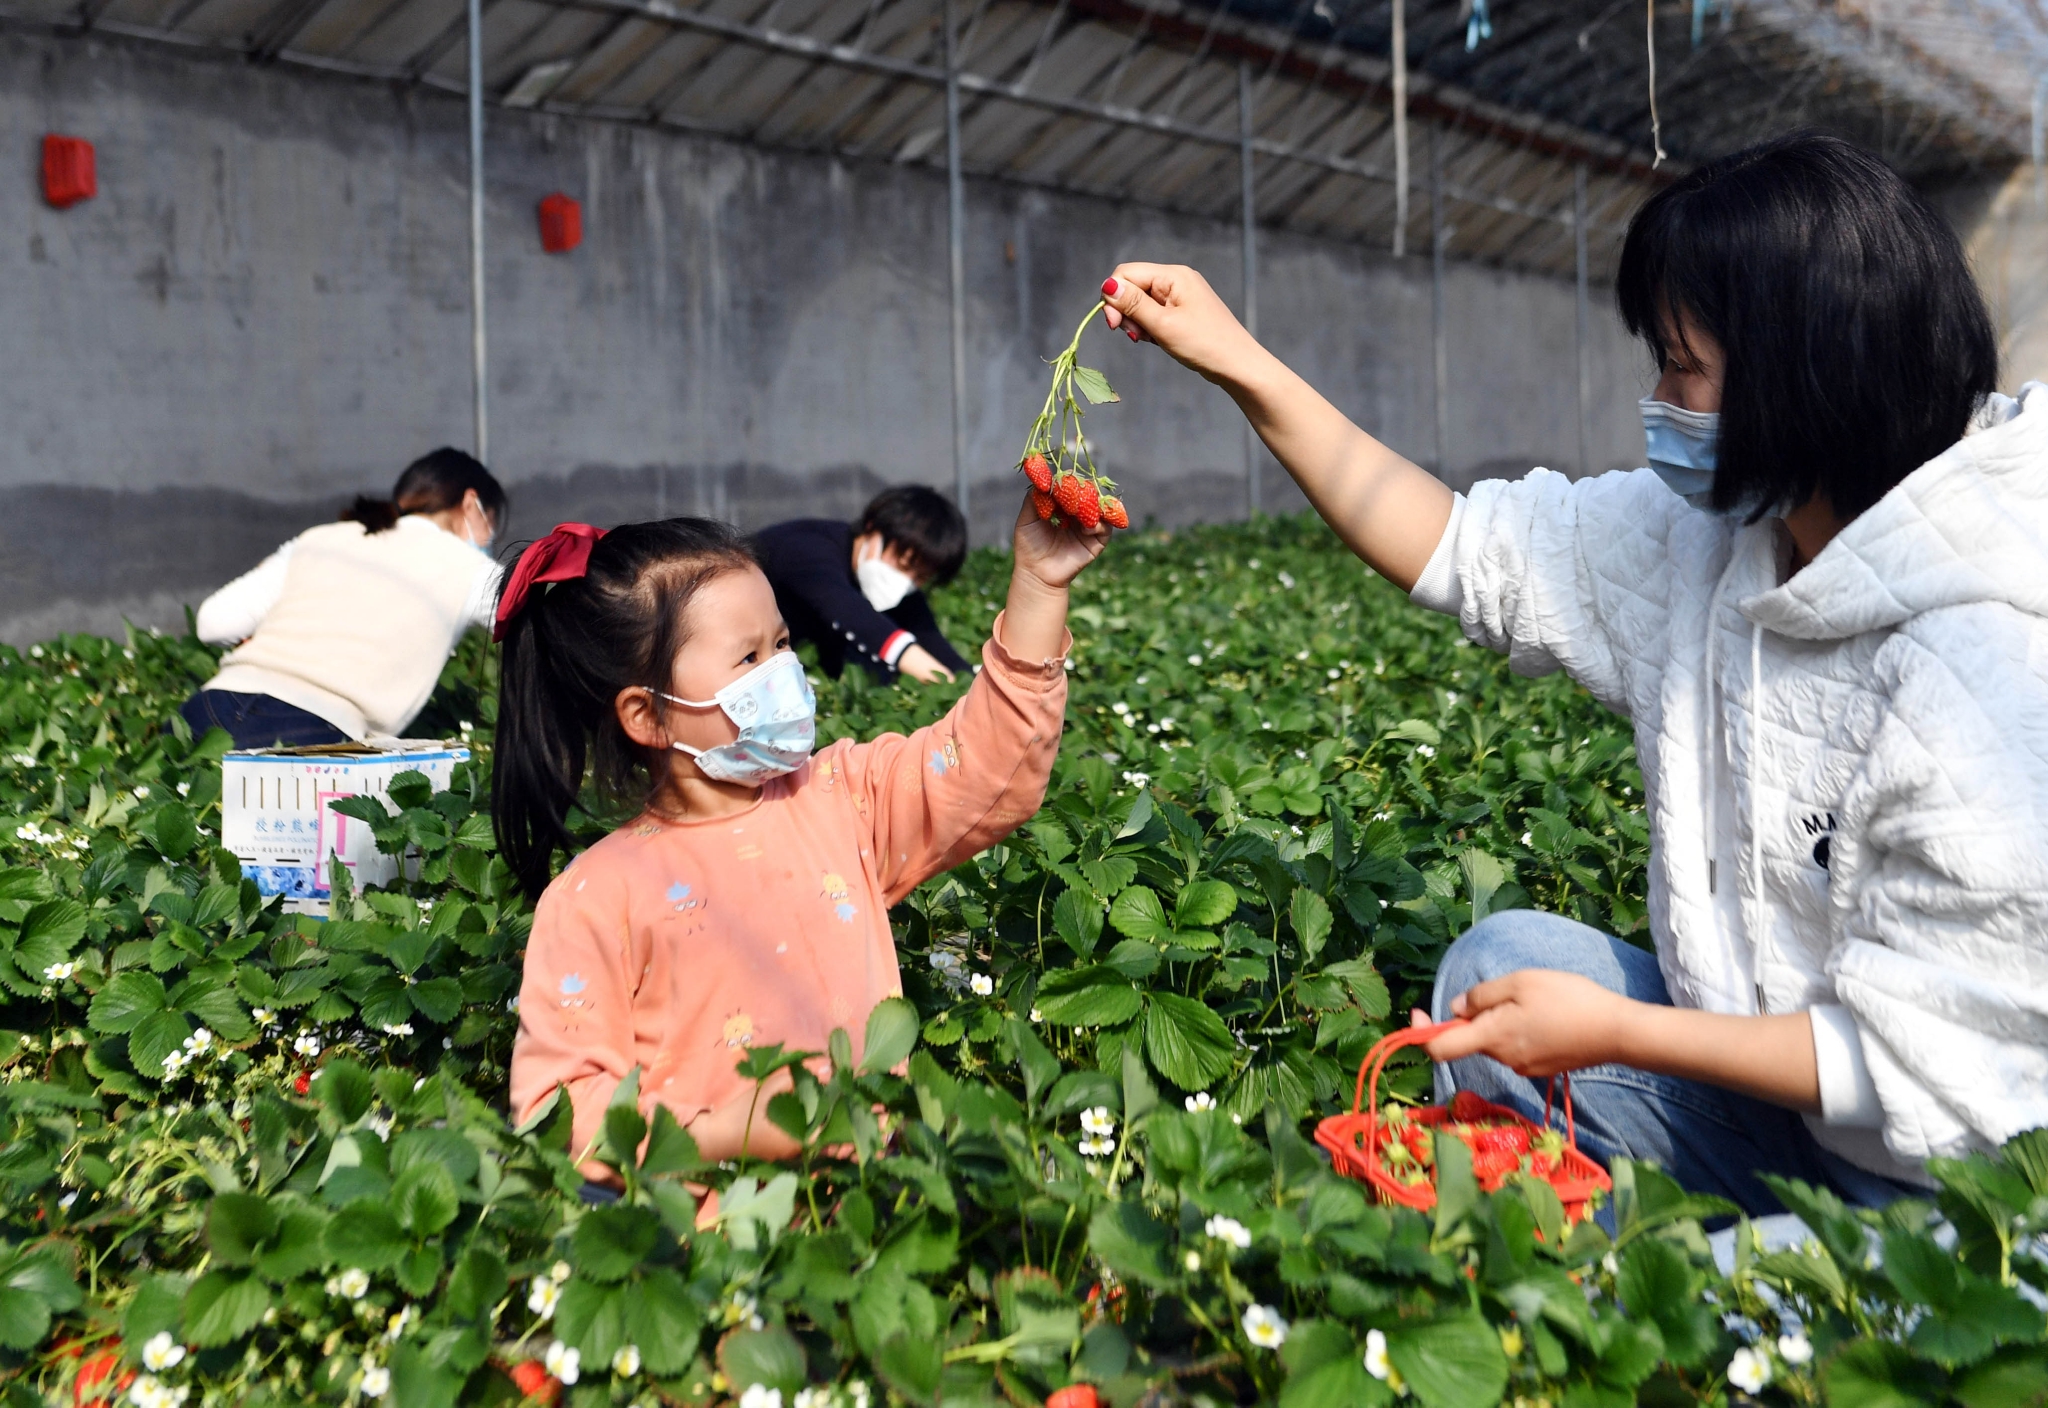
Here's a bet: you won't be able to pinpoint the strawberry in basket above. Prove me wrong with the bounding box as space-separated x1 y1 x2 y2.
1018 298 1130 531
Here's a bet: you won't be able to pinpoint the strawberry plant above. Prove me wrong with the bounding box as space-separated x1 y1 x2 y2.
0 519 2040 1407
1019 303 1126 532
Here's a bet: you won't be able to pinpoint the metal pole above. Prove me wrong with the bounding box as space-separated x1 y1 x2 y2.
1240 59 1259 516
467 0 488 463
2034 74 2047 214
944 0 969 524
1431 124 1448 477
1391 0 1407 257
1574 164 1591 476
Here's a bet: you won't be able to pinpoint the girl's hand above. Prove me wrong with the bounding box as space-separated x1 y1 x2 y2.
1421 969 1637 1078
1002 490 1106 661
1099 265 1270 388
1012 490 1109 591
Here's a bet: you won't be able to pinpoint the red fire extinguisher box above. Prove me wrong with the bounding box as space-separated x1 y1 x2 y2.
42 135 95 208
537 193 581 253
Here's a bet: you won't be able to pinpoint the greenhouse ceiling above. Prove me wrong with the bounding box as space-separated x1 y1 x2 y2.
4 0 2038 279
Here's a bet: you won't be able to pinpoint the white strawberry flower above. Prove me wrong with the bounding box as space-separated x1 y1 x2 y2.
159 1050 186 1075
1204 1215 1252 1249
1365 1328 1393 1380
1728 1347 1771 1393
611 1344 642 1377
969 973 993 997
141 1331 186 1370
1184 1092 1216 1112
42 962 75 982
1029 1008 1043 1023
739 1386 782 1408
527 1277 561 1318
293 1035 322 1058
1241 1304 1289 1349
251 1008 275 1025
1079 1107 1116 1137
544 1340 581 1385
360 1365 391 1399
182 1027 212 1055
383 1304 415 1341
1078 1136 1116 1157
336 1267 371 1299
379 1022 413 1036
1777 1332 1813 1366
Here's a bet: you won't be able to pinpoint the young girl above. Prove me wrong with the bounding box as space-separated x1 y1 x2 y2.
1096 132 2047 1212
499 497 1104 1168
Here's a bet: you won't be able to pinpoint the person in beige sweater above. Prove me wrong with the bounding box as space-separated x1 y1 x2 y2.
180 449 507 748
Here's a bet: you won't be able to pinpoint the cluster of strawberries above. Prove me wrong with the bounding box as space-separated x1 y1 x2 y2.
1377 1105 1571 1192
1021 452 1129 532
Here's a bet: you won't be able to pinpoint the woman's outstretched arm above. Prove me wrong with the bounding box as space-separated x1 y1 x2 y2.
1099 265 1454 591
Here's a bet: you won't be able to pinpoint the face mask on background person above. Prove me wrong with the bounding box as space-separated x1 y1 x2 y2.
856 551 916 612
1640 397 1724 509
655 652 817 786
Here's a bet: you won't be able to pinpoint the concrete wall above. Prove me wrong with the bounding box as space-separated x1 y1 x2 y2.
0 27 1649 644
1936 164 2048 389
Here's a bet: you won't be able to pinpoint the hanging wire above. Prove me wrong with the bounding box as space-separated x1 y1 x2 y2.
1647 0 1667 165
1457 0 1492 51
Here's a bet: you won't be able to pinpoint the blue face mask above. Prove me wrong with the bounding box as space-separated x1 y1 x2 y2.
657 652 817 786
1640 397 1722 509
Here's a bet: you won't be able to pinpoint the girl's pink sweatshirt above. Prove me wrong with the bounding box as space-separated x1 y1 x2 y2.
508 617 1068 1158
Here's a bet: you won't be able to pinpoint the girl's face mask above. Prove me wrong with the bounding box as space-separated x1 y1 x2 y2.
655 652 817 786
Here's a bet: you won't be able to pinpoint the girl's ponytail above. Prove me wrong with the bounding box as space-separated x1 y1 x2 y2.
490 518 758 903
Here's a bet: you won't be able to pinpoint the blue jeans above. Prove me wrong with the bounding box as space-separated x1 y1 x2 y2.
179 690 349 750
1429 910 1918 1219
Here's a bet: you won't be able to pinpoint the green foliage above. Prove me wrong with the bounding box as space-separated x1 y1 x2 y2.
0 521 2039 1407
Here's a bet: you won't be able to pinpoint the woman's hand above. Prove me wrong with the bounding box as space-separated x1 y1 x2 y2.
1097 264 1454 592
1098 266 1270 388
1419 970 1825 1112
1421 970 1637 1077
1002 490 1107 661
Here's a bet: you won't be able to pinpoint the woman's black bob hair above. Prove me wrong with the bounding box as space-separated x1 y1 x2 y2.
1616 132 1998 522
492 518 759 901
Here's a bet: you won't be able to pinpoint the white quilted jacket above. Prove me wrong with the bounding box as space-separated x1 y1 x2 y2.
1437 386 2048 1178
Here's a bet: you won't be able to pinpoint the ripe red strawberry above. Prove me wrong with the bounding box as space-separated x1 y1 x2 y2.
1055 474 1102 529
1100 494 1129 530
1021 453 1054 492
1470 1145 1521 1184
1031 489 1057 521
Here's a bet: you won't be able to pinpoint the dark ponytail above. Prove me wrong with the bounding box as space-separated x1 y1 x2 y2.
491 518 758 902
342 447 509 534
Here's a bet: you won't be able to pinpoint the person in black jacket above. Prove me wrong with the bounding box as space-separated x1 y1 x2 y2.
753 486 975 684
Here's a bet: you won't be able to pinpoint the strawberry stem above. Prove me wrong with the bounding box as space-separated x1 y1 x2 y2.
1022 299 1116 493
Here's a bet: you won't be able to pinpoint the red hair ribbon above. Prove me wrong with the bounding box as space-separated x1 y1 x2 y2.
492 523 608 641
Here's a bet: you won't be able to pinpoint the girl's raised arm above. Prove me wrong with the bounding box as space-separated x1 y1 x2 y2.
1098 266 1454 590
841 495 1103 901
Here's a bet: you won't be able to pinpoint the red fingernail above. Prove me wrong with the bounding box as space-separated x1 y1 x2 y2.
1127 327 1138 340
1101 277 1119 296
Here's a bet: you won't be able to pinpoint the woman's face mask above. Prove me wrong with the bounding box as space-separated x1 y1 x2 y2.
1640 397 1723 510
655 652 816 786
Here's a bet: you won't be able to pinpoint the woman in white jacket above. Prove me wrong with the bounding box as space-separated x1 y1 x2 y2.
181 449 506 749
1097 133 2045 1212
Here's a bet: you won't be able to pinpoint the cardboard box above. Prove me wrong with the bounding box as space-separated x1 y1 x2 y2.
220 741 469 914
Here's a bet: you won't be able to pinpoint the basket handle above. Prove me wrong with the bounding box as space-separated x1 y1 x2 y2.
1351 1019 1467 1116
1349 1018 1584 1153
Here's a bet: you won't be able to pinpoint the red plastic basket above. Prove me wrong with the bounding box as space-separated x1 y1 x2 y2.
1315 1020 1611 1223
